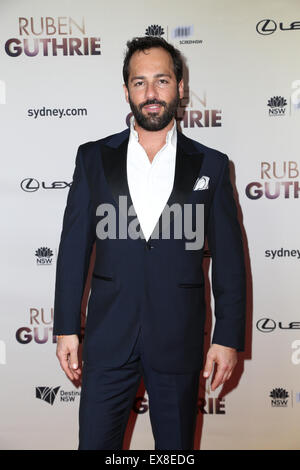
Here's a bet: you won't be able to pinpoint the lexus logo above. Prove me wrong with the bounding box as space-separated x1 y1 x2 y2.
20 178 72 192
256 318 300 332
256 318 276 332
21 178 40 192
256 19 300 35
256 19 277 35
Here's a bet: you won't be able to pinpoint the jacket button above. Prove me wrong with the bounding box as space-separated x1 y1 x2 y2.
146 243 154 250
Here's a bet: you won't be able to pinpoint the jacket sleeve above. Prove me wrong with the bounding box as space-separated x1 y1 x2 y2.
53 145 95 336
207 155 246 350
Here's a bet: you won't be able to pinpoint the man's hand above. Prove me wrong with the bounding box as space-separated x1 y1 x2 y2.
56 334 81 381
203 343 237 391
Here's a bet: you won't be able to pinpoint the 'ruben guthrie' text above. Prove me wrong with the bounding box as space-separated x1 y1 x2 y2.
5 17 101 57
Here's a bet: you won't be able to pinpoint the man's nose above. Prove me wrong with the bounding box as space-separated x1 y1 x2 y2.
145 82 158 99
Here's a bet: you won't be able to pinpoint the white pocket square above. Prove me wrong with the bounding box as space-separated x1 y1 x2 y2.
193 176 210 191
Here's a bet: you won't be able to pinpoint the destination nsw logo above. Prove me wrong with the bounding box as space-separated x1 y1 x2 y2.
4 16 101 57
245 161 300 199
36 386 60 405
36 386 80 405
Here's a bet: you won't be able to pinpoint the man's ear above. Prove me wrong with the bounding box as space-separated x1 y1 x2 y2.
123 84 129 103
178 79 184 100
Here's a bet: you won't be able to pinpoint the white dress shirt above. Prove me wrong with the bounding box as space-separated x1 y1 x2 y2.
127 116 177 241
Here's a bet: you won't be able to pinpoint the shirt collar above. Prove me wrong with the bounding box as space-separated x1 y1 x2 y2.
129 115 177 148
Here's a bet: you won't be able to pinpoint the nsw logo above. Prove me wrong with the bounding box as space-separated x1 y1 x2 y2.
267 96 287 116
145 25 165 37
269 388 289 407
35 247 53 266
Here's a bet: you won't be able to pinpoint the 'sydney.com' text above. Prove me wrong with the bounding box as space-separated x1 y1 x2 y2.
27 106 88 119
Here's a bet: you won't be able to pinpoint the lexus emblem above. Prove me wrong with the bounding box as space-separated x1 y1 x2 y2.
256 318 276 332
21 178 40 192
256 19 277 35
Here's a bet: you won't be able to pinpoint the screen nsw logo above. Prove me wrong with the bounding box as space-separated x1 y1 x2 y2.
172 25 193 39
5 16 101 57
171 25 203 46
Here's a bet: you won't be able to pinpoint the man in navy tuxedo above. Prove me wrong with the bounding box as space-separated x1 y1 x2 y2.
53 36 246 450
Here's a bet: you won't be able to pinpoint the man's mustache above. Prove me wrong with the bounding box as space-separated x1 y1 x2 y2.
139 99 166 110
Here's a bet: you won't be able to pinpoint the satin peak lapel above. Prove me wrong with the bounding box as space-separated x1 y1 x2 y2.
101 137 132 206
101 136 146 239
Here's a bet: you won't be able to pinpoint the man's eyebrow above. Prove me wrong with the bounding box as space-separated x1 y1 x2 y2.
154 73 172 79
130 75 145 82
130 73 172 82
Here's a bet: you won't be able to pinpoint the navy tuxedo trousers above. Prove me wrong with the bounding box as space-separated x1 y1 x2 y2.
78 329 200 450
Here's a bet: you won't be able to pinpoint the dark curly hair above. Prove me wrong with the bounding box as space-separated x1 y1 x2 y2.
123 36 183 87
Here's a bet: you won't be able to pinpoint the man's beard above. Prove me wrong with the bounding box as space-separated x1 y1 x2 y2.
128 89 179 131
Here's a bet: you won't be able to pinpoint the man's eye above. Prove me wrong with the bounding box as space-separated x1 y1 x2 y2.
134 81 143 87
159 79 168 84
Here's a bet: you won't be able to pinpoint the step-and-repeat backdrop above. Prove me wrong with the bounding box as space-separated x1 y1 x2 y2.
1 0 299 450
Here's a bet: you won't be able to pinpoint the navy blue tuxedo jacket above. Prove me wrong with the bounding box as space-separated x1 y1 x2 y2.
53 128 246 373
